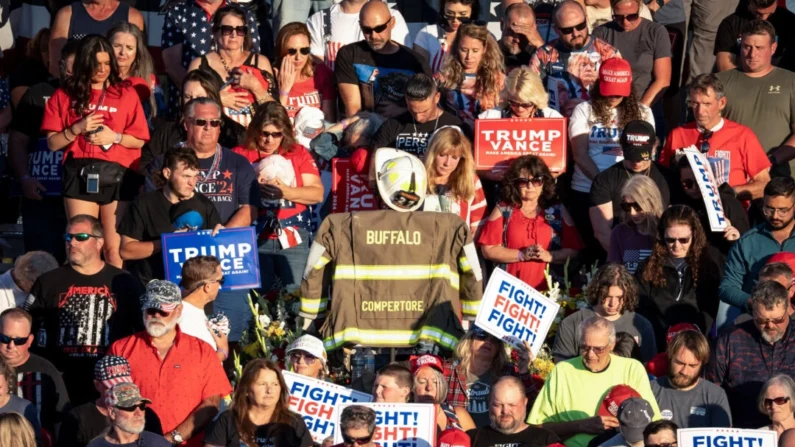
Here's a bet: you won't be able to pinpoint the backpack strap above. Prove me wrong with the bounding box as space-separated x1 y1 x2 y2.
322 7 332 44
496 205 513 271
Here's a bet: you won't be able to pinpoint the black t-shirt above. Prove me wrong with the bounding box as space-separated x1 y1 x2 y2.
9 59 50 93
371 110 462 157
467 425 560 447
589 161 675 225
118 190 222 286
10 80 57 138
16 353 71 433
57 402 163 447
335 40 431 118
24 264 144 405
204 410 313 447
714 8 795 71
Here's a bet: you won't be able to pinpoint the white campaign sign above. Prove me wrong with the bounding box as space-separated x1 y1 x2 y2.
474 268 560 357
678 427 777 447
334 402 436 447
684 148 728 232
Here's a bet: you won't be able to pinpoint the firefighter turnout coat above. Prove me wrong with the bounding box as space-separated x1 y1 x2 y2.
300 210 483 350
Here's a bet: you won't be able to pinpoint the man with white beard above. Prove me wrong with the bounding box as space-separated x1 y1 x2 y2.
109 280 232 446
86 382 170 447
708 280 795 429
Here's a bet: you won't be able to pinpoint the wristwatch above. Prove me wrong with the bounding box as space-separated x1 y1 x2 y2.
171 430 184 444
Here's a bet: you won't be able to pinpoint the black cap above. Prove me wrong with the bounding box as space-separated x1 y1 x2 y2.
621 120 656 162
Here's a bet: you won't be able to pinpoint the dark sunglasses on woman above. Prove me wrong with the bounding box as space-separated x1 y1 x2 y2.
287 47 311 56
620 201 643 213
612 12 640 22
218 25 247 37
514 177 546 188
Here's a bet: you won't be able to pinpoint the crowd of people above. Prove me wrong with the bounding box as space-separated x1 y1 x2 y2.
0 0 793 445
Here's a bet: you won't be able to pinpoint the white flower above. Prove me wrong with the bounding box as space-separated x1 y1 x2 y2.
271 354 279 362
279 321 286 329
258 314 271 327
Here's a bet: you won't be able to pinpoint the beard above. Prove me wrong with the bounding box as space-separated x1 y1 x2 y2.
115 417 144 435
761 329 785 344
668 370 699 389
145 318 177 338
490 413 522 434
769 214 795 230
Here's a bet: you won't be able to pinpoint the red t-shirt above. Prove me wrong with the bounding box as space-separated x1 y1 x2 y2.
40 85 150 170
660 120 771 187
232 144 320 237
108 328 232 447
478 203 583 290
284 64 335 118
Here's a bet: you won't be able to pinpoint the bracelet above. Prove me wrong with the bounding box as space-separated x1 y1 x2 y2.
517 250 525 262
114 133 122 144
341 118 350 130
279 89 290 97
217 348 228 360
63 128 74 142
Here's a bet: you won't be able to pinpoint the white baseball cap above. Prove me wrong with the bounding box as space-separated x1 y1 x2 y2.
286 335 327 364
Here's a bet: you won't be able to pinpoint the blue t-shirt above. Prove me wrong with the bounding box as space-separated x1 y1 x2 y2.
87 431 172 447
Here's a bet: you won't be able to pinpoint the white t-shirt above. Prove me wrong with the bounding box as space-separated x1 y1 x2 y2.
413 24 448 74
307 3 412 71
568 100 655 193
178 301 216 350
0 270 25 313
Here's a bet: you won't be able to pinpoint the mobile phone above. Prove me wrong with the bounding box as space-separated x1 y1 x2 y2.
86 173 100 194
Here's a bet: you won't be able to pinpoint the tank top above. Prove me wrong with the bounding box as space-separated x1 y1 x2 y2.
68 1 130 41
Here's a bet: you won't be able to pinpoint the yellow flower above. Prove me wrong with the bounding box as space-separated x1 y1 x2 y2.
242 342 260 357
275 328 286 337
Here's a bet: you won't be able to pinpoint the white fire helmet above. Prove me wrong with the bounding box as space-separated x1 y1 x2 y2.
374 148 427 212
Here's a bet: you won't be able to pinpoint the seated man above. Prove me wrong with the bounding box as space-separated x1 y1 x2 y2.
528 316 660 447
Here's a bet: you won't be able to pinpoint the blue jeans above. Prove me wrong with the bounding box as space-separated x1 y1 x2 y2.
258 228 311 295
271 0 333 34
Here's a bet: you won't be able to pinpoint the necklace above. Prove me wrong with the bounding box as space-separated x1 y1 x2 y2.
219 52 237 76
413 109 442 137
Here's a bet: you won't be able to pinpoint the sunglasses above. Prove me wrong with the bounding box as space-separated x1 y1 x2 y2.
117 402 147 412
559 21 587 35
613 12 640 22
765 396 791 407
218 25 247 37
145 308 171 318
755 315 788 326
681 179 696 190
191 118 222 128
206 276 226 287
664 236 692 245
443 13 471 23
360 19 391 35
509 99 535 109
290 352 318 364
287 47 311 56
580 345 608 355
261 131 284 139
343 434 374 445
514 177 545 188
64 233 100 243
0 334 29 346
620 201 643 213
699 130 713 154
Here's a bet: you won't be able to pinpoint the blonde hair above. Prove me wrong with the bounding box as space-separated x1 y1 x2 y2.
424 127 476 201
619 175 664 236
0 413 36 447
438 24 505 110
412 367 449 404
454 331 508 374
503 66 549 109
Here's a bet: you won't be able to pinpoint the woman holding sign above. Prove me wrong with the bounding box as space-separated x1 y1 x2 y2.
204 359 313 447
759 375 795 435
635 205 721 351
41 35 150 269
233 102 323 294
479 155 583 291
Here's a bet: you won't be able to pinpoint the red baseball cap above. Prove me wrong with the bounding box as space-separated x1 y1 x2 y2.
410 354 444 375
666 323 700 344
767 252 795 274
599 58 632 97
598 385 641 417
644 352 669 378
439 428 470 447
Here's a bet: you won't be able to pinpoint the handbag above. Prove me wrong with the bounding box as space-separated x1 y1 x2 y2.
80 160 125 187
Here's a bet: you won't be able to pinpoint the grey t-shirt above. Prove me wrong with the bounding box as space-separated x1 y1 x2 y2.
552 308 657 363
651 376 733 429
0 395 41 444
651 0 686 25
466 369 493 428
717 67 795 176
592 19 672 97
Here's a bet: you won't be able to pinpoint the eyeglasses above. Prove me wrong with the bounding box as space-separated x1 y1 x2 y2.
755 315 788 326
290 352 317 364
765 396 791 407
190 118 222 128
207 276 226 287
218 25 247 37
763 204 795 216
287 47 311 56
646 444 677 447
260 131 284 139
360 19 391 35
681 179 696 190
0 334 29 346
342 434 374 445
514 177 545 188
620 201 643 213
612 12 640 22
558 21 587 35
699 130 713 154
509 99 535 109
117 402 147 412
580 345 609 355
145 308 171 318
64 233 100 243
664 236 692 245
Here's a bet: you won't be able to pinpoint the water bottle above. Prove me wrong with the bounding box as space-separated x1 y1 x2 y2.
351 348 365 382
364 348 375 375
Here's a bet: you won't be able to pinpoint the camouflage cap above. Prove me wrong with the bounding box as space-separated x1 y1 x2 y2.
107 382 151 408
141 280 181 312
